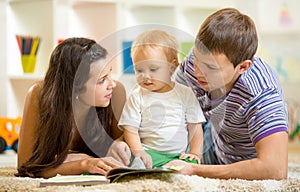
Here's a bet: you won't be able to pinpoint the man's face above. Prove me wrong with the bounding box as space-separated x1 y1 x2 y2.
193 47 238 93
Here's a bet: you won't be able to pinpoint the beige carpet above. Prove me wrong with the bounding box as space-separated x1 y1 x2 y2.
0 160 300 192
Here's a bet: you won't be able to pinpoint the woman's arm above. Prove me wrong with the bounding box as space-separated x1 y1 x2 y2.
167 131 288 180
40 157 119 178
18 83 41 168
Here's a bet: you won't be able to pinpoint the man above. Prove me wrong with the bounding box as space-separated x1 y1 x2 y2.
166 7 288 180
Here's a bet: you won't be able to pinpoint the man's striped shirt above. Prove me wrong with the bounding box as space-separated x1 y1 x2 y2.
174 48 288 164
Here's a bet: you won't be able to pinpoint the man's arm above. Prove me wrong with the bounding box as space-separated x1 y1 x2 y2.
167 131 288 180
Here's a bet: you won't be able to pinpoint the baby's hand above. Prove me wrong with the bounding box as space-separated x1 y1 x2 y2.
132 150 152 168
179 153 201 164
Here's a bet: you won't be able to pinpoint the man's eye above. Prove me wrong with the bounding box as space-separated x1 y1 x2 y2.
207 65 218 70
198 62 218 71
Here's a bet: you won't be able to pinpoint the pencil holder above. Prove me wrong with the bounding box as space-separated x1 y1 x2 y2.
16 34 41 74
21 55 36 73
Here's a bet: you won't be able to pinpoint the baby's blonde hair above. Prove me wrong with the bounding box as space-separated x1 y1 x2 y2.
131 30 179 67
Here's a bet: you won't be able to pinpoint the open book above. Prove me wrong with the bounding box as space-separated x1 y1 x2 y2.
39 165 182 186
40 175 109 187
106 165 183 183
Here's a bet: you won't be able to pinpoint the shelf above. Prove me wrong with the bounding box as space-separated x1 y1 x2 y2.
7 0 54 76
178 0 235 10
1 0 300 118
70 1 117 41
122 0 175 8
68 0 118 5
8 74 44 81
123 5 176 27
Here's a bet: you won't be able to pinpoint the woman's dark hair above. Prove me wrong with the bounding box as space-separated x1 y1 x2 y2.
17 37 113 177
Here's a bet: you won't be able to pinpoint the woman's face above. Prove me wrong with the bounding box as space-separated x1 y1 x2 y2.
79 59 116 107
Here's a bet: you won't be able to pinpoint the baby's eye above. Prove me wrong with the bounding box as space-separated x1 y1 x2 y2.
150 68 158 72
135 69 143 73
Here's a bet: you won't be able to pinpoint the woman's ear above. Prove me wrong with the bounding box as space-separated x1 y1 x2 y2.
237 60 252 74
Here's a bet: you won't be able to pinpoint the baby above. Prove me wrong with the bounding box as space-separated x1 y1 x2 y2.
118 30 205 168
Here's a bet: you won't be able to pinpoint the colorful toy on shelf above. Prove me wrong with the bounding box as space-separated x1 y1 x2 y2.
16 35 41 73
289 124 300 140
287 100 300 141
0 117 21 153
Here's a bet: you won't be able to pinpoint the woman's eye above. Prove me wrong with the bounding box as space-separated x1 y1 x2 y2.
97 78 105 84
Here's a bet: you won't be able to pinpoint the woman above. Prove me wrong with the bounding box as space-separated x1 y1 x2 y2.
17 37 130 178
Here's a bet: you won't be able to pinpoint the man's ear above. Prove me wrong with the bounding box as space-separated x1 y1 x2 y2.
237 60 252 74
169 59 178 73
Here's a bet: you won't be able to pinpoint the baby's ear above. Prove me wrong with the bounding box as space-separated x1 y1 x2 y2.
169 59 178 73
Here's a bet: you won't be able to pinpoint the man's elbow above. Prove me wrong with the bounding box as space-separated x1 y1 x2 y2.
269 164 287 180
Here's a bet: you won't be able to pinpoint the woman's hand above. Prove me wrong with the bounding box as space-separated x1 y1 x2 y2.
106 141 131 166
81 157 120 175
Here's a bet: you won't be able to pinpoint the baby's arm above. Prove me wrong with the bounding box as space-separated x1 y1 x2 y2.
180 123 203 164
123 125 152 168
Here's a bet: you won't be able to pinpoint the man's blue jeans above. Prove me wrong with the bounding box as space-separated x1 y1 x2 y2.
201 121 219 164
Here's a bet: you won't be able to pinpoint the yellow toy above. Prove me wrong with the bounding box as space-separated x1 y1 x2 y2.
0 117 21 153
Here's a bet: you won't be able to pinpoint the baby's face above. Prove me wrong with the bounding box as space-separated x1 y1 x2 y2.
132 46 174 93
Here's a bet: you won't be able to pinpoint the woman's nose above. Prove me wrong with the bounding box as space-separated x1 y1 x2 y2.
107 77 116 89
